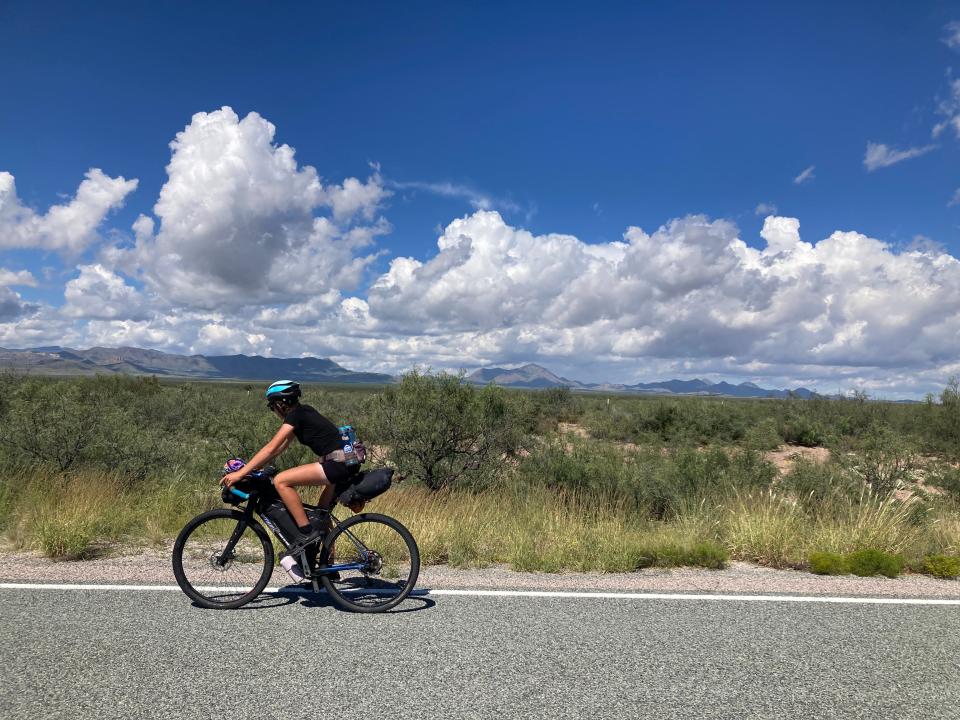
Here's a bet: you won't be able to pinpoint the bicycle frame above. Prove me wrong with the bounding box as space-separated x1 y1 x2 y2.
227 485 371 593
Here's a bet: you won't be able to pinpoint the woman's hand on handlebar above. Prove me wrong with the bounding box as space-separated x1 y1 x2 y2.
220 469 247 488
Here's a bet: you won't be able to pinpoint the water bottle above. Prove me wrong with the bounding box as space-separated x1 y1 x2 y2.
339 425 360 466
280 555 305 583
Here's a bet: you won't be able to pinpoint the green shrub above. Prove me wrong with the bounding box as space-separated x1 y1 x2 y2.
922 554 960 579
846 549 903 578
850 428 918 497
780 459 860 507
779 415 828 447
637 540 728 570
809 551 848 575
531 386 582 428
368 370 532 490
517 438 631 498
743 418 782 451
684 541 729 569
926 465 960 500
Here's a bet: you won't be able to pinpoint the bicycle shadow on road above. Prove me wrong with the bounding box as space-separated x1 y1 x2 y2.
190 584 436 614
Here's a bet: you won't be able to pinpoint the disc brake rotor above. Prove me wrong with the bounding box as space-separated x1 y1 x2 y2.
210 551 233 572
363 550 383 575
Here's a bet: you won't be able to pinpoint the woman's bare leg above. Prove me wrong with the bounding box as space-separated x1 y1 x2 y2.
274 463 331 527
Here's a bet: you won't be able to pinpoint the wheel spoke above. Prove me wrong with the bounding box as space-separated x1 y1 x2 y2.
321 514 419 612
174 512 273 609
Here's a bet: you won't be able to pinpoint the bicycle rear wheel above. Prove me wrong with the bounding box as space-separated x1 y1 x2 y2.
172 509 275 609
319 513 420 613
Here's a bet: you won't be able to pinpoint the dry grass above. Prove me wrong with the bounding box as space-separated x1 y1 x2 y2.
2 467 958 574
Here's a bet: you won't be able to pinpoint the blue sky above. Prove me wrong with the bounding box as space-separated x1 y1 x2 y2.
2 2 960 397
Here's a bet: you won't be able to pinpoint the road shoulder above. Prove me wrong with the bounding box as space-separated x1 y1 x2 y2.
1 548 958 598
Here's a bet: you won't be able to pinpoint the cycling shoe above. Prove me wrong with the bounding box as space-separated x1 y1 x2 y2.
284 528 324 558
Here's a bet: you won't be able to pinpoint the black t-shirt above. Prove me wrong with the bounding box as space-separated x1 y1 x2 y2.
283 403 342 457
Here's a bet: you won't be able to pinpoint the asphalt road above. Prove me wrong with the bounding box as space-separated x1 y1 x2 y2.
2 587 959 720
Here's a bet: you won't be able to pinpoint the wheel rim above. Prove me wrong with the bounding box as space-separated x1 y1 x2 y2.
323 518 416 610
178 516 270 605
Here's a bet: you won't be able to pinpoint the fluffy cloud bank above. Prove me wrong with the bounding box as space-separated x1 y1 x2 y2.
354 211 960 376
3 107 960 396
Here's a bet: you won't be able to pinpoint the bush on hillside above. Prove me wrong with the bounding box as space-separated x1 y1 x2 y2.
848 428 918 497
368 370 531 490
780 459 861 507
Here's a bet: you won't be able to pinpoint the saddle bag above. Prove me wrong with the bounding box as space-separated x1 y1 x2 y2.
337 467 393 507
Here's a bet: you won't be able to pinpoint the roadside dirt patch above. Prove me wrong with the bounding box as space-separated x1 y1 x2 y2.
557 422 590 438
765 444 831 474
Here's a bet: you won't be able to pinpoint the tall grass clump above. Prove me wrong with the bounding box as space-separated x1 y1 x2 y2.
724 490 809 567
809 491 920 557
5 467 135 559
371 483 729 573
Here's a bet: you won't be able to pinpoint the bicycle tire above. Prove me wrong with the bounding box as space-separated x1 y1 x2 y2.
319 513 420 613
172 508 275 610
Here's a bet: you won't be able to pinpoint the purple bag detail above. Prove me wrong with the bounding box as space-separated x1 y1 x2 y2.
223 458 246 474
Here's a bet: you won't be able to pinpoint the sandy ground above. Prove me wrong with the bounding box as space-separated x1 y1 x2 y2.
1 548 958 598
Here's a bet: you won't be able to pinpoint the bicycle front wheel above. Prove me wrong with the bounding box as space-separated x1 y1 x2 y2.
320 513 420 612
172 509 275 609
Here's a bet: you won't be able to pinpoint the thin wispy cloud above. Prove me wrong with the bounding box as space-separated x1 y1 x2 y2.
949 188 960 207
943 20 960 50
755 202 778 216
863 142 936 171
390 180 521 213
793 166 815 185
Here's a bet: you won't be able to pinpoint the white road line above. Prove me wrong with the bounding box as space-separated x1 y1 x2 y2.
0 582 959 605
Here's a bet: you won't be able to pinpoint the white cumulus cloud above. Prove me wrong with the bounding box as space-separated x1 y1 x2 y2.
354 210 960 381
62 264 148 320
127 107 386 310
0 169 137 254
0 268 37 287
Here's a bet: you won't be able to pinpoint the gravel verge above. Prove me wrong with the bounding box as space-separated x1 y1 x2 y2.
1 547 958 598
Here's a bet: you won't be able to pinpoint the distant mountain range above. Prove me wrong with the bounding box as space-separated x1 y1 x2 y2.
0 346 393 384
466 363 817 399
0 346 817 398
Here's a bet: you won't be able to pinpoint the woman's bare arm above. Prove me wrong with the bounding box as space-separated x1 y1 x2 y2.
271 435 294 459
247 424 295 470
222 424 295 486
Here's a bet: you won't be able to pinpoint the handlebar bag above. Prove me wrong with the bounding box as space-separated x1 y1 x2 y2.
337 467 393 506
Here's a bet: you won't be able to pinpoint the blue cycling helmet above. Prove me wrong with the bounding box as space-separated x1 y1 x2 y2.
265 380 301 404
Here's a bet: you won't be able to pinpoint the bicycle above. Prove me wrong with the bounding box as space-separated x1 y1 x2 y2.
171 467 420 612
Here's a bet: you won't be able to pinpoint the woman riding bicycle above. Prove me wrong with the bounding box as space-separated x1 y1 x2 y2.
220 380 360 557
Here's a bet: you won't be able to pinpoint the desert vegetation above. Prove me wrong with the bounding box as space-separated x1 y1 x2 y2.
0 370 958 578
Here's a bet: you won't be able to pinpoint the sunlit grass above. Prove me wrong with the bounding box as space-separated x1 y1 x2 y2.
2 466 959 574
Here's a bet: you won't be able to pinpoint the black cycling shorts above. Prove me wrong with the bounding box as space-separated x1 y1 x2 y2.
320 459 360 491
